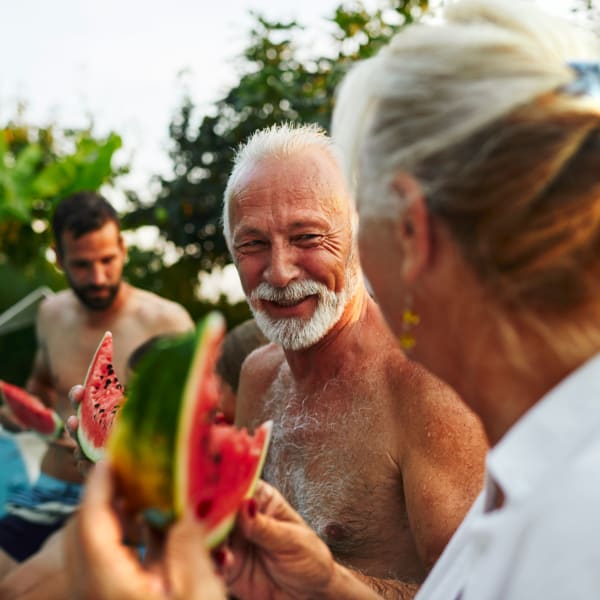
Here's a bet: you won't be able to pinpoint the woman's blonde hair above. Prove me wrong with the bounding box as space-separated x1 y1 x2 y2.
333 0 600 364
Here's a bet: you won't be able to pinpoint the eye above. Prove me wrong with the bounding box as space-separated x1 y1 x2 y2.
71 260 90 269
235 239 267 254
294 234 322 246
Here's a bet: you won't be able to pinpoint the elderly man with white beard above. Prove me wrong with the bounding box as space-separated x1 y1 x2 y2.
223 123 488 598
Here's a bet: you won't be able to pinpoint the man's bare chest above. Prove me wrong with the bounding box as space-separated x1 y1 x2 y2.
258 383 418 576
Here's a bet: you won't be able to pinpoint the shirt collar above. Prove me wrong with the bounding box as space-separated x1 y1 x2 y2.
486 353 600 504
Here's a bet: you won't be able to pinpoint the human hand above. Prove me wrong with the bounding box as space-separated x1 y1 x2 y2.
225 481 345 600
64 461 226 600
65 384 94 477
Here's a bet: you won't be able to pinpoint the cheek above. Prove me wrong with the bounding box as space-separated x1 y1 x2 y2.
235 257 261 294
359 228 406 334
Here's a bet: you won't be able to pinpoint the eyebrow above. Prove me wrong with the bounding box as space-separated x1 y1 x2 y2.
233 217 330 241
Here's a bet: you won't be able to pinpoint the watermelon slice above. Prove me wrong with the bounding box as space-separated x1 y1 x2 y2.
78 331 124 462
174 316 271 547
107 312 271 547
0 380 63 439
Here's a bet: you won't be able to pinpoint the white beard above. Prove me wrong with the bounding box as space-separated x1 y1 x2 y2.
249 272 356 351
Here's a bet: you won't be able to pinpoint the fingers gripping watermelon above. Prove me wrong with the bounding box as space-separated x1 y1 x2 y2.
107 312 271 547
77 331 124 462
0 380 63 439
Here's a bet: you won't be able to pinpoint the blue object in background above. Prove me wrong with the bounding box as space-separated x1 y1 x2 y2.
0 431 34 517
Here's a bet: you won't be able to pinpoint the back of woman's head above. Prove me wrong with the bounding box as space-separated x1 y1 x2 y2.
333 0 600 356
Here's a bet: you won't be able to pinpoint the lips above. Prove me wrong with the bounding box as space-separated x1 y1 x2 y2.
269 297 306 307
259 295 318 318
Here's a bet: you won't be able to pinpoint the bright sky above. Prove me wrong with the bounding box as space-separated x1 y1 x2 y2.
0 0 584 302
0 0 375 197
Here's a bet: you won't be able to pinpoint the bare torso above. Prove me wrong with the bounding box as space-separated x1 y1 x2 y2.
33 284 193 482
236 300 487 582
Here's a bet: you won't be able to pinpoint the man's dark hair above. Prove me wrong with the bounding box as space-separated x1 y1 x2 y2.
216 319 268 393
52 191 120 257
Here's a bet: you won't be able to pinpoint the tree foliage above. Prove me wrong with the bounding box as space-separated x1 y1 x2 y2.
0 117 123 384
123 0 431 303
0 119 122 269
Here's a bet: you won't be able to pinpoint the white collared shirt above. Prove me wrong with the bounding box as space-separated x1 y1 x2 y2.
416 353 600 600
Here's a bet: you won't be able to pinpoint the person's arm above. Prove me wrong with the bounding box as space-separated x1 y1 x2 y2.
350 572 419 600
233 344 279 430
400 380 487 571
151 296 195 336
25 342 56 408
0 528 67 600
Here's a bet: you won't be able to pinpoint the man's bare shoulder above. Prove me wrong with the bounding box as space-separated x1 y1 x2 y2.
37 290 78 325
128 287 194 333
241 342 284 391
391 357 484 436
236 342 283 427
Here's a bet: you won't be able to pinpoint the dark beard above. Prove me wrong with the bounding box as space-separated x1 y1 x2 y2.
70 281 121 311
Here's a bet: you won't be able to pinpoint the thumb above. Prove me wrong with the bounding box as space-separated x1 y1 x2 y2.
69 384 85 408
164 514 226 600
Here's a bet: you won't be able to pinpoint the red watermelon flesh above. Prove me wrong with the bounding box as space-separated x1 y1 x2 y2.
179 420 272 547
78 331 124 462
0 380 63 438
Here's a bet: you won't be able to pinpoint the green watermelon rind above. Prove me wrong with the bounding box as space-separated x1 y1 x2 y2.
174 312 273 547
173 312 225 516
203 419 273 549
107 329 198 517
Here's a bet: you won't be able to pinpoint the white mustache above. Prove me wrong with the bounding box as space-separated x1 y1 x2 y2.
250 280 327 304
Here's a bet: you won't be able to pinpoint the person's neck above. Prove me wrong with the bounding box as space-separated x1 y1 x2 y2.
451 326 595 447
282 285 379 381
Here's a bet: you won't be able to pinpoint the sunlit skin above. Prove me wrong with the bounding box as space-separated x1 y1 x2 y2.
230 149 355 328
14 224 194 479
358 217 406 336
229 146 488 592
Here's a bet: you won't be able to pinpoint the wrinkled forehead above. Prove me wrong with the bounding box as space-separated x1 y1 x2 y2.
230 151 352 226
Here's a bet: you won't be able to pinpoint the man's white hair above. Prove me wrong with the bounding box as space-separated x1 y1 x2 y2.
222 122 356 251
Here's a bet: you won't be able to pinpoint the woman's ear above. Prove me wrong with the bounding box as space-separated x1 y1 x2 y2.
392 173 432 284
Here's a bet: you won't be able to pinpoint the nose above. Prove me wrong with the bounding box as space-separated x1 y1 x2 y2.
89 263 108 286
264 243 300 288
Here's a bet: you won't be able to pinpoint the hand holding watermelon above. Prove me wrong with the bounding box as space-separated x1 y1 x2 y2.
223 480 379 600
63 460 227 600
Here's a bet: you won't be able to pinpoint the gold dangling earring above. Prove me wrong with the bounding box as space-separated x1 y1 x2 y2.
399 296 420 351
